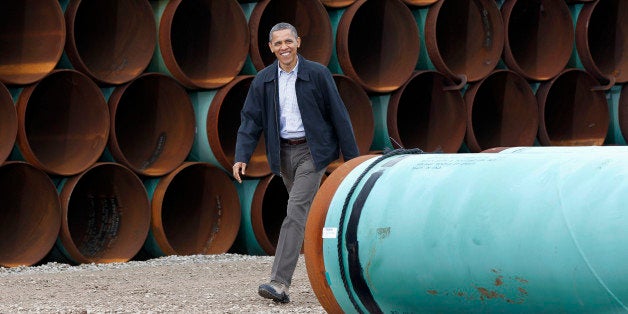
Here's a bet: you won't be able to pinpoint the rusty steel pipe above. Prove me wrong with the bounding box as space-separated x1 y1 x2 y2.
0 1 65 85
574 0 628 83
501 0 574 81
327 75 374 173
536 68 609 146
0 162 61 267
335 0 420 93
232 175 288 255
151 0 249 89
248 0 332 71
320 0 357 8
53 162 150 264
14 69 109 176
107 73 195 177
0 82 16 164
425 0 504 83
190 75 270 178
615 85 628 144
62 0 156 85
464 70 538 152
143 162 241 257
388 70 466 153
403 0 439 6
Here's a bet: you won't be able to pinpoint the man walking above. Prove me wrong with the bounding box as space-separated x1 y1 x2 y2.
233 22 359 303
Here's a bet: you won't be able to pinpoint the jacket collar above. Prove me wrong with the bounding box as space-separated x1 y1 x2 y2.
261 54 311 82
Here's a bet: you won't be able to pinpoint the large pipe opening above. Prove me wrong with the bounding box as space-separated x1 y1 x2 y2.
149 162 241 256
58 163 150 264
336 0 419 93
0 83 16 164
0 1 65 85
426 0 504 82
465 70 538 152
250 175 288 255
64 0 156 85
157 0 249 89
15 70 109 176
0 162 61 267
537 69 609 146
208 76 270 177
501 0 573 81
249 0 332 71
327 75 374 172
575 0 628 83
108 73 195 177
388 71 465 153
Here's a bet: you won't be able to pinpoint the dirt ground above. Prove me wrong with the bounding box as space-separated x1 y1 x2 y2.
0 254 325 313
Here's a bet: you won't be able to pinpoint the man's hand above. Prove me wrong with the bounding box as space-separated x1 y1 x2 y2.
233 162 247 183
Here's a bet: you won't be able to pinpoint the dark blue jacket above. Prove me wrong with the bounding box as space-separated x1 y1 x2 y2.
235 55 359 175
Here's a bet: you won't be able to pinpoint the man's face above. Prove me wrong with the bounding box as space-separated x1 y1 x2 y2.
268 29 300 71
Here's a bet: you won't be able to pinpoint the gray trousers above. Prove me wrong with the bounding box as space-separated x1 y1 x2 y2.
270 142 326 286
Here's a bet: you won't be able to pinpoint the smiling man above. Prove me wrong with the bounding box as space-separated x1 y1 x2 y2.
233 22 359 303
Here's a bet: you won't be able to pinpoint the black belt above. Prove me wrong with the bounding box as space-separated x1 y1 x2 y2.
280 137 307 145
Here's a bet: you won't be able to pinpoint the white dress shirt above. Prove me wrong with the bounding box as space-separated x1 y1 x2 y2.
277 59 305 139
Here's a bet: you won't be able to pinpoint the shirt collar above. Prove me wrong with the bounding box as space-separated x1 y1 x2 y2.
278 57 299 77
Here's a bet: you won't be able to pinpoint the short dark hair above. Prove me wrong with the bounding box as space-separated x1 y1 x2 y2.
268 22 299 42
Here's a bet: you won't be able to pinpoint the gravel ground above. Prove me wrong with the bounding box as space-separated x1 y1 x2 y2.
0 254 325 313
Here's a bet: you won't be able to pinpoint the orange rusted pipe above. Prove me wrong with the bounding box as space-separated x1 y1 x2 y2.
425 0 504 83
63 0 156 85
13 69 109 176
248 0 332 71
402 0 438 6
52 162 150 264
388 70 466 153
464 70 538 152
143 162 241 257
335 0 420 93
573 0 628 83
0 82 16 164
190 75 271 178
0 1 65 85
327 75 374 173
501 0 574 81
107 73 195 177
536 68 609 146
150 0 249 89
0 162 61 267
320 0 357 8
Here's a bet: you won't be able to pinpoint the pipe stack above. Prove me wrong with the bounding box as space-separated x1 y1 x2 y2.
0 0 625 270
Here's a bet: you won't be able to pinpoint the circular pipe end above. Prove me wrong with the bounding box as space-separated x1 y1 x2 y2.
159 0 250 89
0 83 16 164
64 0 157 85
426 0 505 82
305 155 376 314
249 0 332 71
108 73 195 177
502 0 574 81
149 162 241 256
320 0 357 8
464 70 539 152
250 175 287 255
402 0 439 6
0 1 65 85
537 69 609 146
15 69 109 176
58 163 150 264
0 162 61 267
575 0 628 83
208 76 271 178
388 71 466 153
336 0 420 93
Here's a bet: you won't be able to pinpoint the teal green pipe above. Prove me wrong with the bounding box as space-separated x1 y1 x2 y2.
240 2 258 75
605 85 626 145
148 0 171 77
232 179 267 256
142 178 167 257
568 4 585 68
369 94 392 151
188 90 222 169
99 87 117 162
412 7 434 71
315 147 628 312
327 8 345 74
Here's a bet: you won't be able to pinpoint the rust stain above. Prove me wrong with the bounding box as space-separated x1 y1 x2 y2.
491 268 501 274
494 276 503 286
515 276 529 284
427 290 438 295
476 287 502 299
518 287 528 295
